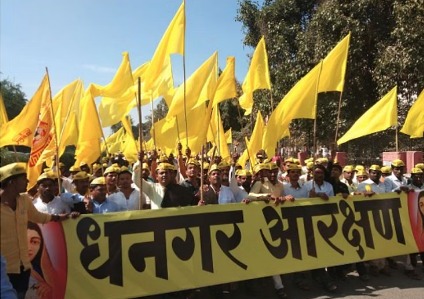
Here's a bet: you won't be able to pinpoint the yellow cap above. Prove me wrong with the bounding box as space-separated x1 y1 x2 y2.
69 166 81 172
391 159 405 167
37 171 59 183
284 157 295 164
203 162 210 170
157 155 169 163
287 164 302 171
354 165 365 171
356 170 368 177
208 164 221 174
306 162 315 170
415 163 424 170
142 162 150 170
380 166 392 174
0 162 27 182
119 166 132 174
104 164 121 175
343 165 354 172
369 165 381 171
411 167 423 174
253 163 268 174
92 163 101 172
156 162 175 171
72 171 90 181
186 158 200 167
90 177 106 186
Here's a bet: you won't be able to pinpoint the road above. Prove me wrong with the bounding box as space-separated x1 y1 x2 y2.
143 256 423 299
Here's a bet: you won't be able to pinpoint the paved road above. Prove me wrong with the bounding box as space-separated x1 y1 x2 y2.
144 257 423 299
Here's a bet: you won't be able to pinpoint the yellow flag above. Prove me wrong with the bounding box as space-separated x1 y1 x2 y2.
263 62 322 158
400 89 424 138
91 52 134 98
239 36 271 115
167 52 217 117
102 127 124 153
27 74 53 189
337 86 398 145
318 32 350 92
225 128 232 144
37 79 84 164
212 56 237 107
247 111 265 166
121 115 139 161
0 75 49 148
143 2 184 92
0 93 8 125
207 108 230 160
75 88 102 165
152 117 178 155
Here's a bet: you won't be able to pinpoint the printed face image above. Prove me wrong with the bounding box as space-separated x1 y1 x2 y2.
27 229 41 262
419 195 424 217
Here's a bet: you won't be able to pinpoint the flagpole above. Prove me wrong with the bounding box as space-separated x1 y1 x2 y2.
395 125 399 152
200 145 204 204
150 95 156 149
175 115 181 143
45 67 62 194
334 91 344 146
136 77 144 209
182 0 188 149
313 61 324 158
216 107 221 156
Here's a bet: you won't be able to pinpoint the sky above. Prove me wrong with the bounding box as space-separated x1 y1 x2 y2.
1 0 257 130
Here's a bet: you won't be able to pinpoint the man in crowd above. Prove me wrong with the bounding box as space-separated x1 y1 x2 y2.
1 163 78 298
88 177 121 213
108 167 146 211
33 171 71 214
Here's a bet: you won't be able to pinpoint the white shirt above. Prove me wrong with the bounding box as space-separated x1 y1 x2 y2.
384 173 409 191
33 196 70 214
357 178 388 194
108 189 147 211
304 180 334 197
214 185 236 204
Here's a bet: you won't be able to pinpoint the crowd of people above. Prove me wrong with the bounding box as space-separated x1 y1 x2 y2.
1 146 423 299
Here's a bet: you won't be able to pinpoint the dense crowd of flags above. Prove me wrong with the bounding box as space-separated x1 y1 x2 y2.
0 1 422 189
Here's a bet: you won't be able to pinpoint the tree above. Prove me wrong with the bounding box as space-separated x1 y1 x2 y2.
236 0 424 157
0 78 27 120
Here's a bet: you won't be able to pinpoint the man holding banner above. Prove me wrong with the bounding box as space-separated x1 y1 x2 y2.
0 163 79 298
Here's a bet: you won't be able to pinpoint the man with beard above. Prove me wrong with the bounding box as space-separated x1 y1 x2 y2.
180 158 201 202
108 167 147 211
33 172 70 214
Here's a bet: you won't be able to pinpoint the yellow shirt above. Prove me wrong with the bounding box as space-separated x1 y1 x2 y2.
1 193 52 273
248 178 284 199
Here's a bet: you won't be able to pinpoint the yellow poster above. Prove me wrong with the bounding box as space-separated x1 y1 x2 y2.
54 193 418 298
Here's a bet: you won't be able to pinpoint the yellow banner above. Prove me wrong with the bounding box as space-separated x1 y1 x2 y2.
34 192 422 299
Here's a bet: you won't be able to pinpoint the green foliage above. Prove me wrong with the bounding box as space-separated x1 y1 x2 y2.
0 78 27 120
237 0 424 157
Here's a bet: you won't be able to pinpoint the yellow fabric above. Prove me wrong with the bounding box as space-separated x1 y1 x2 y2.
152 117 179 155
239 36 271 115
225 128 232 144
27 74 54 189
246 111 265 167
0 75 49 148
90 52 134 98
318 32 350 92
121 116 138 163
337 86 398 145
143 2 184 92
207 108 230 160
0 93 8 126
211 56 237 107
263 62 322 158
400 89 424 138
102 127 124 153
167 51 218 117
75 88 102 166
37 79 84 165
